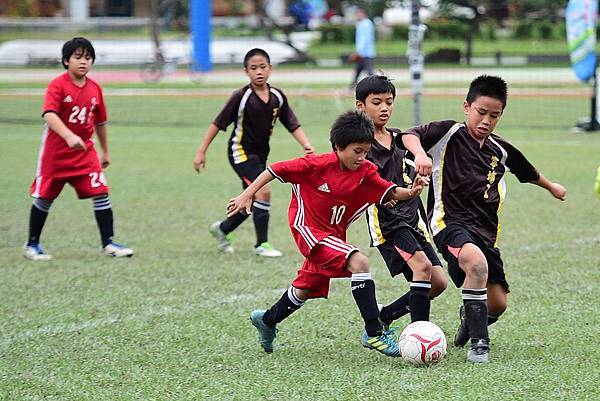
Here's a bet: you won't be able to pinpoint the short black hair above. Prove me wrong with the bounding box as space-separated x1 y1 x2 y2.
355 75 396 102
62 37 95 70
330 110 374 150
244 48 270 67
466 75 508 109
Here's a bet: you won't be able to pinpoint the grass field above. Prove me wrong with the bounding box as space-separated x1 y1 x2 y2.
1 89 599 400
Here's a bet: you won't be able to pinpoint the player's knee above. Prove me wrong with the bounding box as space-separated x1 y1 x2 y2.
488 297 508 316
460 254 488 282
347 252 370 273
411 259 432 280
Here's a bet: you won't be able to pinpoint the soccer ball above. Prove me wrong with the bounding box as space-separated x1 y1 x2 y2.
398 321 447 366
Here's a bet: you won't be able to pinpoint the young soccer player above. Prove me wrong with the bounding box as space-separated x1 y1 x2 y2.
227 110 428 356
193 48 313 257
355 75 447 326
23 37 133 260
400 75 566 363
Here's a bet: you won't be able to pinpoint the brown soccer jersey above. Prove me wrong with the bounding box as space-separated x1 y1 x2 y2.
402 120 540 247
213 84 301 164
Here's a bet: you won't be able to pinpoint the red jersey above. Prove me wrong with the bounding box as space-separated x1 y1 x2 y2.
36 72 107 178
268 152 396 257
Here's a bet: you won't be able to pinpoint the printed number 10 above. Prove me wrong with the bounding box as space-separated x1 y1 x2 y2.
330 205 346 225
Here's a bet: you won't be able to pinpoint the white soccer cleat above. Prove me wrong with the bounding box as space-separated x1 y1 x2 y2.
209 221 234 254
254 242 283 257
23 243 52 261
101 241 134 257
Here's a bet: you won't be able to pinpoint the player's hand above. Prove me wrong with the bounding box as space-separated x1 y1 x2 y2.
66 134 86 151
193 151 206 173
409 175 430 198
383 199 397 208
227 194 252 217
303 143 315 154
101 153 110 169
549 182 566 201
414 152 432 176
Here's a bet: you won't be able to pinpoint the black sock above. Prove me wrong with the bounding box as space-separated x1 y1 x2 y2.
219 212 249 234
488 314 499 326
252 200 270 247
263 287 304 328
93 195 114 247
462 288 489 341
27 201 50 245
351 273 382 337
409 281 431 322
380 292 410 325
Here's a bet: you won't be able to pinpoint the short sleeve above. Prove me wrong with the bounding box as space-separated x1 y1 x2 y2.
42 79 62 116
277 91 301 133
361 162 397 205
496 136 540 183
400 120 458 152
268 155 313 184
94 85 107 125
213 90 243 131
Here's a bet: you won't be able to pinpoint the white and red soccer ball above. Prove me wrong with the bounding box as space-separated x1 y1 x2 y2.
398 321 447 366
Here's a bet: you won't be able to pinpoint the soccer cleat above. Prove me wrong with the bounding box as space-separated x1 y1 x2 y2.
209 221 234 254
467 338 490 363
101 241 134 257
23 243 52 261
454 305 470 347
250 310 277 353
254 242 282 257
361 329 401 357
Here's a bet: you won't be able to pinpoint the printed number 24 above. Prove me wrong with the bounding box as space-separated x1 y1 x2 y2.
330 205 346 225
69 106 88 124
89 172 107 188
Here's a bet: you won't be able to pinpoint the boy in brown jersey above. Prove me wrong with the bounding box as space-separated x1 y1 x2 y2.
355 75 447 326
400 75 566 363
193 48 313 257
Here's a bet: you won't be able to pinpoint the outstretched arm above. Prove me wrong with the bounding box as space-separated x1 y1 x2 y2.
402 134 432 176
384 175 430 203
290 127 314 154
531 174 566 201
193 123 220 173
227 170 276 216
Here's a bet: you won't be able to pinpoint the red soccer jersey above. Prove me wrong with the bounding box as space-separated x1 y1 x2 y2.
268 152 396 257
36 72 107 177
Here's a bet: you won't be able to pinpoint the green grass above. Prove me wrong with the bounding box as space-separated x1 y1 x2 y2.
0 91 599 400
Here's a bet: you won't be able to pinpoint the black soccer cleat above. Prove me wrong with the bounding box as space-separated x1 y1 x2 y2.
453 305 470 347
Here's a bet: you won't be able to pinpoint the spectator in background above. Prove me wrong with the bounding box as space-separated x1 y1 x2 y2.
350 8 376 89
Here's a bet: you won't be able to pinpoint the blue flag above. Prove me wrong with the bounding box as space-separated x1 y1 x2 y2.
566 0 598 82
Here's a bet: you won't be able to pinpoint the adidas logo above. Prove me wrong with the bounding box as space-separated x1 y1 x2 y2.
63 95 72 103
317 183 330 192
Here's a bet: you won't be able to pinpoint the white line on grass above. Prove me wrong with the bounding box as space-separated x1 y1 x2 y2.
1 287 287 348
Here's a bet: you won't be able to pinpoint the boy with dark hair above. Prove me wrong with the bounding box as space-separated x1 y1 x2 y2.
24 37 133 260
227 110 428 356
355 75 447 326
193 48 313 257
400 75 566 363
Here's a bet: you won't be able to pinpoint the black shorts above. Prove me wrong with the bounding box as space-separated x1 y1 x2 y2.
434 224 509 291
377 226 442 281
229 154 266 189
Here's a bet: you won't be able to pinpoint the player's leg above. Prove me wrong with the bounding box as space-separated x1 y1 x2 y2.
253 183 281 257
346 249 400 357
72 172 133 257
24 176 64 260
487 283 508 326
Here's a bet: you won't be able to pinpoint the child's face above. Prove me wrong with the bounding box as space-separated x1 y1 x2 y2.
245 55 272 87
64 48 93 79
463 95 504 141
335 142 371 170
356 92 394 128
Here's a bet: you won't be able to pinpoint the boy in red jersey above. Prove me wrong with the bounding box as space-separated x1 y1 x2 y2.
355 75 447 326
193 48 313 258
24 37 133 260
227 111 428 356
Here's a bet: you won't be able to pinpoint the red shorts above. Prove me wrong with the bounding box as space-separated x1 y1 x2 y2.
292 236 358 299
30 171 110 200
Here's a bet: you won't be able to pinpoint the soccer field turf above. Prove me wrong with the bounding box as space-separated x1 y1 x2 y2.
1 93 599 400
